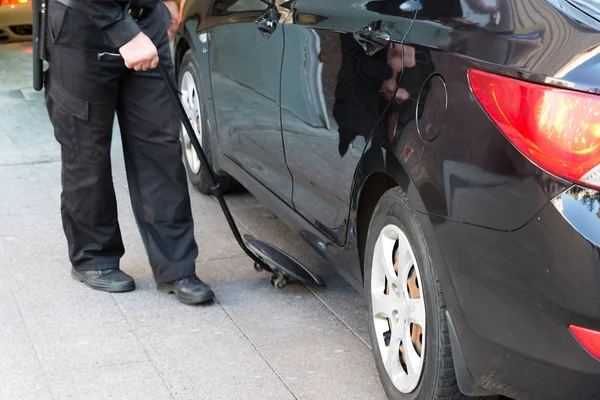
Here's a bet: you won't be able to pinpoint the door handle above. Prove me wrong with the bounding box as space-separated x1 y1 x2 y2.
353 20 391 56
255 7 280 38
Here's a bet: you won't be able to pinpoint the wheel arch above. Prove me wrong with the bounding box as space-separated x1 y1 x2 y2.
353 153 457 295
353 156 484 396
174 36 190 78
173 17 214 103
355 170 399 273
173 24 231 177
352 148 415 268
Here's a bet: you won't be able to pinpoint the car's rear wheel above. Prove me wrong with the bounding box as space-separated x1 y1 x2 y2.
364 187 480 400
178 50 240 194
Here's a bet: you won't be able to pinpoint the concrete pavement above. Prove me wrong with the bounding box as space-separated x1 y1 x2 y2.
0 42 387 399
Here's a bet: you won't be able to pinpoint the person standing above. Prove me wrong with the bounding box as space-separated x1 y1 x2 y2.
44 0 215 305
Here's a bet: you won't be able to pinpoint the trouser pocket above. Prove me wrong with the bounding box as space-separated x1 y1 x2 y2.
45 74 120 227
45 73 118 163
45 75 92 156
47 0 70 44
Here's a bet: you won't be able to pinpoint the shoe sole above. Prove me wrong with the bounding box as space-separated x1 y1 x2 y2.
156 284 215 305
71 270 136 293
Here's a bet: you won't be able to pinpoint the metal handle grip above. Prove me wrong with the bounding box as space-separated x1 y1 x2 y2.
97 52 122 61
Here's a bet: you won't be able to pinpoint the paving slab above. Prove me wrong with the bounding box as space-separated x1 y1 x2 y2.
0 215 68 283
194 228 247 262
0 42 35 91
140 328 295 400
113 286 232 337
0 97 60 165
260 330 387 400
197 257 352 349
0 126 24 166
0 164 55 215
216 280 353 348
11 277 149 373
307 284 371 346
0 286 53 400
47 362 173 400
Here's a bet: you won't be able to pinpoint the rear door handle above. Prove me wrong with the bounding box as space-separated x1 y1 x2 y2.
353 20 391 56
255 6 280 38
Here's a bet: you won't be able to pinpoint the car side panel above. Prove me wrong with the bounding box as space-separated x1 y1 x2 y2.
386 0 600 232
362 0 600 396
280 0 417 247
207 0 293 205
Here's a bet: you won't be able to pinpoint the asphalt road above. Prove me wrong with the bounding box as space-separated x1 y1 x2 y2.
0 42 387 399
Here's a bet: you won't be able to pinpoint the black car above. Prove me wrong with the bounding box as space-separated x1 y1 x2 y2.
172 0 600 398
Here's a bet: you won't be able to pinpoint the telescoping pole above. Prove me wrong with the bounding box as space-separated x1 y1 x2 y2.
32 0 45 91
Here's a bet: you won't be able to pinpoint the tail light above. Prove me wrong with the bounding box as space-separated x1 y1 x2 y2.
0 0 29 5
569 325 600 360
468 69 600 190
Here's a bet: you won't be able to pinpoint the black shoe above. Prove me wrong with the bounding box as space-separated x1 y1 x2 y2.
157 276 215 305
71 268 136 293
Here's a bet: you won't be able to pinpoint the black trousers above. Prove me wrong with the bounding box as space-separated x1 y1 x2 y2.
44 0 198 284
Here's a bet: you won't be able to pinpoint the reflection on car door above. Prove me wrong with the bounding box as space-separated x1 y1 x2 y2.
208 0 293 205
280 0 417 245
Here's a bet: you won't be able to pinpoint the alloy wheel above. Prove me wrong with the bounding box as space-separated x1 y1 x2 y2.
180 71 203 174
371 224 426 393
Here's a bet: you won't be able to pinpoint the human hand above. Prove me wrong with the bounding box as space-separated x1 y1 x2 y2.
382 75 410 104
163 0 179 39
382 77 397 100
119 32 159 71
402 45 416 68
388 43 416 72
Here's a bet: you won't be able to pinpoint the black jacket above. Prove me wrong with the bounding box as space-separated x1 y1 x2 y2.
73 0 159 48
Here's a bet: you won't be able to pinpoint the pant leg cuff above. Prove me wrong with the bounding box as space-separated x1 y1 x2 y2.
75 261 120 271
155 264 196 285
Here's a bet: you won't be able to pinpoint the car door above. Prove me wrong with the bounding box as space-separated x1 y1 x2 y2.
280 0 418 245
208 0 292 205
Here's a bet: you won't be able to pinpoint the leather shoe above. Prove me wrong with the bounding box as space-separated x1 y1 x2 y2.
71 268 135 293
157 275 214 305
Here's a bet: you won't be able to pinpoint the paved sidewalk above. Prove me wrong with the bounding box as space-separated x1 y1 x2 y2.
0 42 386 399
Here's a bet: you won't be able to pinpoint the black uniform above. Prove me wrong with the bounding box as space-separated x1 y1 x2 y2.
44 0 198 285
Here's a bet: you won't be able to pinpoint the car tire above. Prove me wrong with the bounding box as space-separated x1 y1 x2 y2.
364 187 488 400
177 50 241 194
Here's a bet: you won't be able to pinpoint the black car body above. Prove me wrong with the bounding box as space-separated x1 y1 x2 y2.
173 0 600 398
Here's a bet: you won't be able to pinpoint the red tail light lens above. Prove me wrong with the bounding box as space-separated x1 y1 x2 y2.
0 0 29 5
468 69 600 189
569 325 600 360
